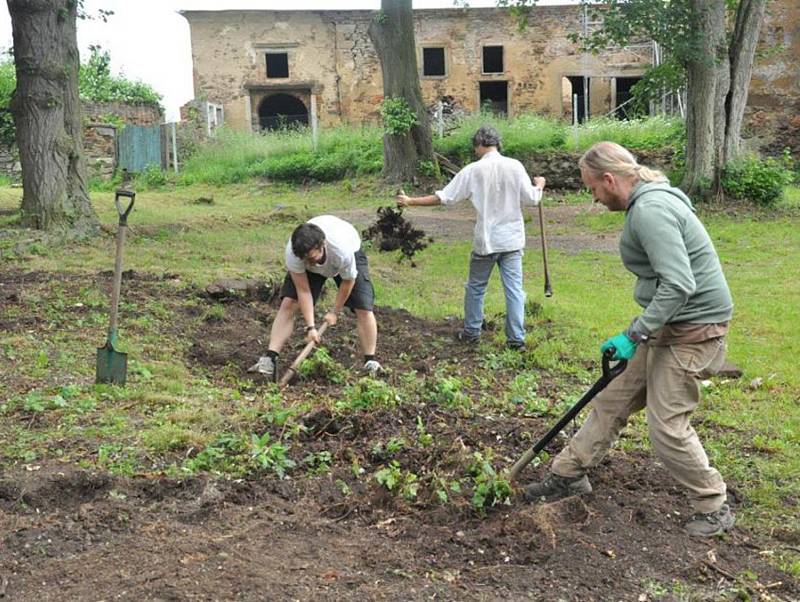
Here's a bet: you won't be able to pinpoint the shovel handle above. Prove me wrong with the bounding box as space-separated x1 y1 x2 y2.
278 321 330 387
115 190 136 226
508 349 627 481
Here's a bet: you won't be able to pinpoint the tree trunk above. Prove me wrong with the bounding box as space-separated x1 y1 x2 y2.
724 0 768 164
681 0 767 198
681 0 727 198
7 0 98 234
368 0 434 183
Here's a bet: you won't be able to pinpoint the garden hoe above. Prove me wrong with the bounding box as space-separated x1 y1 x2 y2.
509 348 628 481
96 189 136 385
278 321 329 387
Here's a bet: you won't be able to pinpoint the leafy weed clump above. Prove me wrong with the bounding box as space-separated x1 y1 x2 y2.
298 347 347 384
467 450 512 513
336 377 401 412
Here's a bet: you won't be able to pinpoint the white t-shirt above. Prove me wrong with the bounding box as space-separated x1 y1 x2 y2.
285 215 361 280
435 150 542 255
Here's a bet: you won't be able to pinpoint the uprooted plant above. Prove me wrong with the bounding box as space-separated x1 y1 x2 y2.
361 206 432 265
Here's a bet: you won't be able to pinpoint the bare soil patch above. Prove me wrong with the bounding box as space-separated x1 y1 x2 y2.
0 269 797 600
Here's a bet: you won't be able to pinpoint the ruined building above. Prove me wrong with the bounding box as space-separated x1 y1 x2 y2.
181 2 799 153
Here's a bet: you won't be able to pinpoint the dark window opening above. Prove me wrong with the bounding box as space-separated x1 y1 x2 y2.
482 46 504 74
423 47 446 77
266 53 289 78
479 81 508 115
258 93 308 130
615 77 647 120
567 76 590 124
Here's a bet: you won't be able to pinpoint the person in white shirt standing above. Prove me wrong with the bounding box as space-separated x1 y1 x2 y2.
248 215 380 381
397 126 546 350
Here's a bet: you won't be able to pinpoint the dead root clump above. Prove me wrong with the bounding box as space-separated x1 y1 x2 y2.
362 206 432 265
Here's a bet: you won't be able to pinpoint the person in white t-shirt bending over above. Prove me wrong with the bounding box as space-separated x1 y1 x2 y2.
248 215 380 381
397 125 545 350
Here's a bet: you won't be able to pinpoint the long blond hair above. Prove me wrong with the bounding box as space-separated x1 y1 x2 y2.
579 141 667 183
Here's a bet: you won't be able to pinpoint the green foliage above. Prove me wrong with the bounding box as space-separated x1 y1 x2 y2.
337 377 401 412
467 450 512 512
375 461 419 500
297 347 347 384
0 60 16 147
426 372 468 407
722 155 794 207
134 164 169 189
303 450 333 475
565 116 685 152
249 432 295 478
182 433 248 475
79 46 162 108
179 127 383 186
380 97 418 136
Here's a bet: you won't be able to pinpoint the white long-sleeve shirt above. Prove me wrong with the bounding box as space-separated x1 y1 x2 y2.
435 150 542 255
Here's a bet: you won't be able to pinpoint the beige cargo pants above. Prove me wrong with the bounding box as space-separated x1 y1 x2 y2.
551 337 728 513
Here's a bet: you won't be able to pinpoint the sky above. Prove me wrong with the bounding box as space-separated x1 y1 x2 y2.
0 0 575 122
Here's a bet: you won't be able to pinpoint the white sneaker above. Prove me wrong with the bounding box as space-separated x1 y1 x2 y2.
363 360 382 374
248 355 276 379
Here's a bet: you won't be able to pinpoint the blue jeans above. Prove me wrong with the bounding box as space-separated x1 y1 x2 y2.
463 250 525 344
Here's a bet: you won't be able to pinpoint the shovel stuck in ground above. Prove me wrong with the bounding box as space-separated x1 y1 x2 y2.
96 189 135 385
509 348 628 481
278 321 329 387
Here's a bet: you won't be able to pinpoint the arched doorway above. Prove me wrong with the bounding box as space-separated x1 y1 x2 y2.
258 93 308 130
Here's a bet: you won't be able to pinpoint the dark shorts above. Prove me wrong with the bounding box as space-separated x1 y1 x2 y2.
280 249 375 311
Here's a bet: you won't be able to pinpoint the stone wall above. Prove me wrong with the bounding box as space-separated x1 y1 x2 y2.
181 6 651 132
83 101 162 127
745 1 800 156
517 148 677 190
0 101 163 181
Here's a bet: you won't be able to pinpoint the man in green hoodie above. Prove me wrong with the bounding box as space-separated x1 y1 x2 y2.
523 141 734 538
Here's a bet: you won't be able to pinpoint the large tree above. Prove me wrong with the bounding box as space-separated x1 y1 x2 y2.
368 0 434 183
507 0 767 198
7 0 98 234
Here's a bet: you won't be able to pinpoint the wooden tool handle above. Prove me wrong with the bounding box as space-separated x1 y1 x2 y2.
278 321 330 387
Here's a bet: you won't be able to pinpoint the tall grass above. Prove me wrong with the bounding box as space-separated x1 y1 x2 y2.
165 114 683 187
178 126 383 186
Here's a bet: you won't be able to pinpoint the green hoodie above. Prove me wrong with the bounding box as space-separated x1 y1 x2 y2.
621 182 733 336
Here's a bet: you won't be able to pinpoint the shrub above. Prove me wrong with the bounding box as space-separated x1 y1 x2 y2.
722 156 794 207
380 97 418 135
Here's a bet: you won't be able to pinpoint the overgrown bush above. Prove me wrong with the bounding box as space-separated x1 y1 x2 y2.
722 155 794 207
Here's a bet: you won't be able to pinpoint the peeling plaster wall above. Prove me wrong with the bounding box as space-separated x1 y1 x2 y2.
182 6 651 131
183 1 799 155
746 0 800 155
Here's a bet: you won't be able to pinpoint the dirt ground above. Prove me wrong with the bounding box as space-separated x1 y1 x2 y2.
1 206 798 601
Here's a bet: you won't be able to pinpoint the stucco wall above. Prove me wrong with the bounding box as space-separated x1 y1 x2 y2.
182 6 651 131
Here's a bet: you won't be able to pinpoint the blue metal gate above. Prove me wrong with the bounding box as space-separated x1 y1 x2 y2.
117 124 162 173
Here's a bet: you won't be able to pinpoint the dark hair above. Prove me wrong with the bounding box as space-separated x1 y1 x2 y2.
291 223 325 258
472 125 502 151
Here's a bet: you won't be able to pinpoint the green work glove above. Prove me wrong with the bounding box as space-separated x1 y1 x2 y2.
600 332 637 360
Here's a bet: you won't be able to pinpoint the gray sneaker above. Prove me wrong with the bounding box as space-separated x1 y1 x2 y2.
363 359 382 375
247 355 276 381
684 504 735 537
522 473 592 503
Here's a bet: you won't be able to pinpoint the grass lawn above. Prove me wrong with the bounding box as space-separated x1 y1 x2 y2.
1 181 798 579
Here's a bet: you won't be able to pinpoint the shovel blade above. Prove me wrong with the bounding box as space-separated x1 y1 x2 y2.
96 344 128 385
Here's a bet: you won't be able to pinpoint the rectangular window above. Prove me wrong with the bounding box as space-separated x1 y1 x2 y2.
482 46 504 74
266 53 289 78
422 47 446 77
